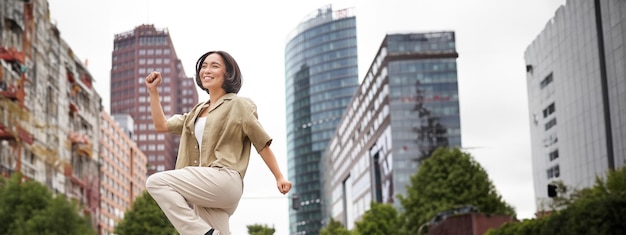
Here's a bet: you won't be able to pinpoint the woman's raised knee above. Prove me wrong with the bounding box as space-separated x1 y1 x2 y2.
145 172 165 191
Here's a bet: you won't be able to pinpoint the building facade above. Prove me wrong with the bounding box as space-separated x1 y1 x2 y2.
0 0 103 229
284 5 359 235
322 32 461 228
99 112 147 234
524 0 626 210
110 25 198 175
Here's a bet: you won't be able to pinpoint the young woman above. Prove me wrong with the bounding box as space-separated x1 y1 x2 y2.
145 51 291 235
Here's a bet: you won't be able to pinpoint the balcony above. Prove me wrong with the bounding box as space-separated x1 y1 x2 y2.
0 83 18 101
80 74 93 89
0 47 25 65
73 143 92 157
67 71 75 83
0 124 12 140
0 124 32 145
69 131 91 157
69 102 78 113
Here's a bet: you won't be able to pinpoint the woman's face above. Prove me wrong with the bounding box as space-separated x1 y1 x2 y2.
199 53 226 91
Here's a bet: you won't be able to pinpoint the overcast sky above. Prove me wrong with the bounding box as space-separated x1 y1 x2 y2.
48 0 567 234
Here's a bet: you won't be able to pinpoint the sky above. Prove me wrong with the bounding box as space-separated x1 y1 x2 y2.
47 0 567 234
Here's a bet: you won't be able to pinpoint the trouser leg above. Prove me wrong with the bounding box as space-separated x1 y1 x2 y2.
146 167 243 235
195 207 231 234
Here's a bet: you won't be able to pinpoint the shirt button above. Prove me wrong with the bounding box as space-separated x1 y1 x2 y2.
193 160 198 164
194 146 197 149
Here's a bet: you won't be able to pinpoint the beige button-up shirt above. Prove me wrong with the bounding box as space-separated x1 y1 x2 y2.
166 93 271 179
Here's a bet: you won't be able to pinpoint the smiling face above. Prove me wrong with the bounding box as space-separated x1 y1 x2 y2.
199 53 226 92
194 51 242 94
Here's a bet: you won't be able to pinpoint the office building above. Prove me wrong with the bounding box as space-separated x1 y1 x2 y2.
98 112 147 234
111 24 198 175
524 0 625 211
322 32 461 228
284 5 359 235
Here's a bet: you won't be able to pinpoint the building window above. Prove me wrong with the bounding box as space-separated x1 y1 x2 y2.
545 118 557 130
547 165 560 179
549 149 559 161
540 73 553 89
543 103 556 118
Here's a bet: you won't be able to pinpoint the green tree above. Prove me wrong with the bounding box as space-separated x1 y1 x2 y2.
398 147 515 234
485 217 548 235
115 191 177 235
487 166 626 235
246 223 275 235
354 201 401 235
0 173 96 235
320 217 352 235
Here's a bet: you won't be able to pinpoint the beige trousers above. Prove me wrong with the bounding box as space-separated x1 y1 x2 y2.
146 166 243 235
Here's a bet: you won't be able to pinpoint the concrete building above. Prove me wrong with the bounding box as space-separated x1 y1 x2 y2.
322 32 461 228
0 0 102 229
99 112 147 234
110 24 198 175
284 5 359 235
524 0 626 211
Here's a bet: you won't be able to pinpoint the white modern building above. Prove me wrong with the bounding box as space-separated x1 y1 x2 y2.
524 0 625 211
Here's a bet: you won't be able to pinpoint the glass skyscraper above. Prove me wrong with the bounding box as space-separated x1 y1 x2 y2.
284 5 359 235
322 32 461 228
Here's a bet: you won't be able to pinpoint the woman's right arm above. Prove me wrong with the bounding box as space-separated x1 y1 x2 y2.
145 71 168 132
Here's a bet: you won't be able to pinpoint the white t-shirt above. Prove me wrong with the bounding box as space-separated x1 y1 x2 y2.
194 116 207 166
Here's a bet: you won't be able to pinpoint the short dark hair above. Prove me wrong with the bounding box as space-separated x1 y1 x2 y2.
194 51 242 94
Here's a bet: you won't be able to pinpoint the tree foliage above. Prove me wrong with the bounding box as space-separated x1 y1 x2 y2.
319 217 352 235
398 147 516 234
0 173 96 235
354 201 401 235
246 223 276 235
487 166 626 235
115 190 177 235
